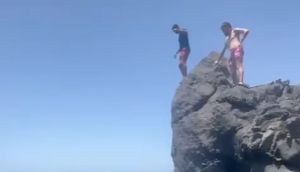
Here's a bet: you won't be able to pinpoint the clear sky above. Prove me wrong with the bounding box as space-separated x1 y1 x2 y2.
0 0 299 172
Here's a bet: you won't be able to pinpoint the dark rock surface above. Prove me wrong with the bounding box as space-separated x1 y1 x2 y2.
171 51 300 172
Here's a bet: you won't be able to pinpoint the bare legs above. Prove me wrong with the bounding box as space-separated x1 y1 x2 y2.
179 49 190 79
228 57 244 84
235 57 244 84
228 60 238 84
179 58 187 78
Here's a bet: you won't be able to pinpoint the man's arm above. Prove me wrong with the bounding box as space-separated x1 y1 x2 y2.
233 28 249 43
216 43 227 63
173 28 188 34
174 48 182 58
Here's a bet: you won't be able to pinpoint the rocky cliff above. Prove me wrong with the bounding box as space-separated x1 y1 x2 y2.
171 51 300 172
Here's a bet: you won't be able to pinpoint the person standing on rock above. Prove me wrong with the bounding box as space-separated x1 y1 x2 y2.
172 24 191 80
215 22 249 86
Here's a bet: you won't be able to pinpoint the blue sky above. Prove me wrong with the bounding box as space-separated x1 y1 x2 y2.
0 0 299 172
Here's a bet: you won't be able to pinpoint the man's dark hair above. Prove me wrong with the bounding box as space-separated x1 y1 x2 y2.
172 24 179 30
221 22 231 28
